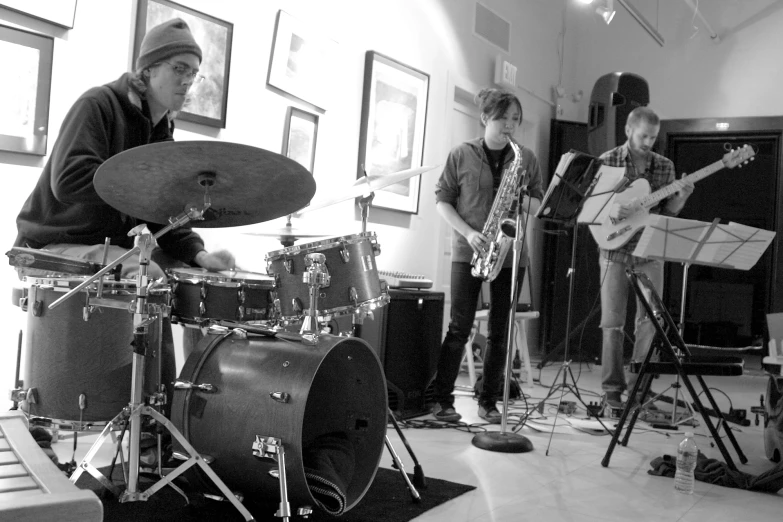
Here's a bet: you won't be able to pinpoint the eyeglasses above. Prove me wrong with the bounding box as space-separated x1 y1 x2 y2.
160 61 205 83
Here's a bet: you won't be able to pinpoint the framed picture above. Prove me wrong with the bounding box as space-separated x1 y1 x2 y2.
0 0 77 29
267 10 336 111
133 0 233 128
282 107 318 174
357 51 429 214
0 23 53 156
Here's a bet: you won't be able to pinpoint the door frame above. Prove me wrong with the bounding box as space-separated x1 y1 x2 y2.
658 116 783 334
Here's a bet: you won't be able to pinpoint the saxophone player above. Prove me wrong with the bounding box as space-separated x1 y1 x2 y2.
431 88 544 423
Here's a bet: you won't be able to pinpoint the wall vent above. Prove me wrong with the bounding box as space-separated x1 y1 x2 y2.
474 2 510 52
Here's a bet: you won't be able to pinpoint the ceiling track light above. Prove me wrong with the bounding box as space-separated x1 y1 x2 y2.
596 0 615 24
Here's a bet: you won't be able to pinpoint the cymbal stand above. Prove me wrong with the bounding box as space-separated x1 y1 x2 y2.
357 192 375 234
57 202 255 520
350 308 424 501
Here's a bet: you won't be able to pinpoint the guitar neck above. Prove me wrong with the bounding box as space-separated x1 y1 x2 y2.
640 159 724 208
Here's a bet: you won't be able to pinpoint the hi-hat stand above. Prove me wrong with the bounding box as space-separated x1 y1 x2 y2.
527 151 613 453
52 201 255 521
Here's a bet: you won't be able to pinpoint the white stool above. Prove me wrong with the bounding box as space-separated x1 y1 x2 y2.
464 310 539 391
764 338 783 376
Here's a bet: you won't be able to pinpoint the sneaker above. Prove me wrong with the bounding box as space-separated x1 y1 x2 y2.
478 404 502 424
432 404 462 422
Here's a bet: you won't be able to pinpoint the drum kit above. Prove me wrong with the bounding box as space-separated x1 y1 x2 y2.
7 141 436 520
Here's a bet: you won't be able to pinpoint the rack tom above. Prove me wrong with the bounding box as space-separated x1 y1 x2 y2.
265 232 388 322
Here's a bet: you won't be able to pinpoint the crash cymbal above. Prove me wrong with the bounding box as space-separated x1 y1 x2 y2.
297 165 438 214
94 141 316 227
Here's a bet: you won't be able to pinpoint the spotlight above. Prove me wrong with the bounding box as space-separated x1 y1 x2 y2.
596 0 615 24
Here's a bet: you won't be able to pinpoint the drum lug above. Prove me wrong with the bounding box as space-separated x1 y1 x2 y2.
173 379 216 393
284 259 293 274
237 287 246 304
200 282 208 300
340 248 350 263
236 305 245 321
349 287 359 307
32 299 43 317
199 301 207 318
269 391 290 403
292 298 304 314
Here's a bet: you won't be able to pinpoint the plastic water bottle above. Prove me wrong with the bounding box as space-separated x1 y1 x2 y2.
674 431 698 494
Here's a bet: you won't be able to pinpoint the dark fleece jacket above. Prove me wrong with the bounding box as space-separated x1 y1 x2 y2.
15 73 204 263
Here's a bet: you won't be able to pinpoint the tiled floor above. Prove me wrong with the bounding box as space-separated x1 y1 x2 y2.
51 357 782 521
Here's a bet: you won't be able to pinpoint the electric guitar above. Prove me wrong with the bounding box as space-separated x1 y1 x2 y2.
589 144 756 251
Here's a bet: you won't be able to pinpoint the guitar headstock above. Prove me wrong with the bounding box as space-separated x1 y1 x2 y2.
723 144 756 169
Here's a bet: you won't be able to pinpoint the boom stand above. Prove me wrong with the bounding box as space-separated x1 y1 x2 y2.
52 206 255 521
471 184 533 453
353 192 424 499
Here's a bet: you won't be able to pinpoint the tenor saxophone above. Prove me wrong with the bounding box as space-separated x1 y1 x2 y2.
470 141 525 282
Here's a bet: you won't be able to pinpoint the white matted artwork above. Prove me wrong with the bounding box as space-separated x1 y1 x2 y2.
267 10 336 111
357 51 430 214
0 24 53 155
282 107 318 174
0 0 77 29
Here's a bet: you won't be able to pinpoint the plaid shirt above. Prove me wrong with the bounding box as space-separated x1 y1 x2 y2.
598 142 676 262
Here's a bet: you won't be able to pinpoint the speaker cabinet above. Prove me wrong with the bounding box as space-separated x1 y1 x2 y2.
587 72 649 156
343 289 444 419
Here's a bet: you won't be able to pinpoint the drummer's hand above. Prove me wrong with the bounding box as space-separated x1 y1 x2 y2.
194 250 236 271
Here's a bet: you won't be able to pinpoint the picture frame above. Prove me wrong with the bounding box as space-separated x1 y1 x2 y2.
0 0 78 29
282 107 318 174
357 51 430 214
133 0 233 128
0 23 53 156
267 10 336 111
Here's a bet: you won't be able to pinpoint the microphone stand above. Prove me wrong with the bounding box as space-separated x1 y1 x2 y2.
472 183 534 453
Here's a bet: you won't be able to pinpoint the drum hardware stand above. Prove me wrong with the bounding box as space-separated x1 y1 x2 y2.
299 253 329 343
49 200 256 521
357 192 374 234
472 176 534 454
349 309 423 501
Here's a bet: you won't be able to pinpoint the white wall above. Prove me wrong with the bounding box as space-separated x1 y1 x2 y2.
0 0 568 409
559 0 783 122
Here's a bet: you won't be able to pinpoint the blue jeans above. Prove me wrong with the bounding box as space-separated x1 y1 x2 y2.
599 252 662 395
433 262 524 408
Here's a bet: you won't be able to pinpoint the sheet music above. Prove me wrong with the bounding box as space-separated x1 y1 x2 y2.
534 151 575 219
577 165 625 224
633 215 775 270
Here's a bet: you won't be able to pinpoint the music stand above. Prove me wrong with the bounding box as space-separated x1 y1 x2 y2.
629 215 776 426
528 151 613 453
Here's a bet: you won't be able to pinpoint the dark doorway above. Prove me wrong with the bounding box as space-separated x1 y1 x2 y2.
657 117 783 349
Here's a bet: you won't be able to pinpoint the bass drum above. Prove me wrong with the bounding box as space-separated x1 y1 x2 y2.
763 375 783 462
171 331 387 514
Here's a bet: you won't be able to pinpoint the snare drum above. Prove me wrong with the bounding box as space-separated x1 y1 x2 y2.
265 232 389 322
168 268 276 326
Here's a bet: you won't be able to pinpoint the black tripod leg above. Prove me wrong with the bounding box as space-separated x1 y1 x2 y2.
621 372 653 446
388 408 427 489
696 375 748 465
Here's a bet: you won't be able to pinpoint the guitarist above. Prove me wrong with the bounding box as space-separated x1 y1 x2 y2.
598 107 694 411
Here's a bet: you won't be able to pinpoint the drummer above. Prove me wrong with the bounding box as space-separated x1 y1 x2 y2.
12 18 235 412
14 17 234 277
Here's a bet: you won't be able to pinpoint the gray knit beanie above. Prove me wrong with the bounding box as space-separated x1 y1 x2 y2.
136 18 202 71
